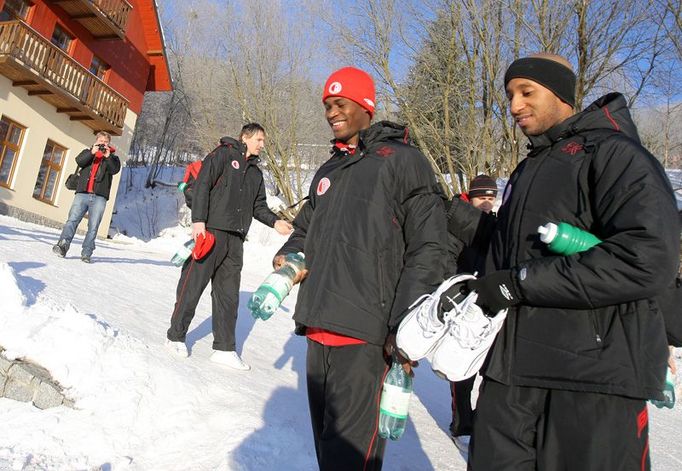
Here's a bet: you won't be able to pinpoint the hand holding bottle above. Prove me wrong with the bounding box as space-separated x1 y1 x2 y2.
250 253 306 320
378 357 413 440
273 254 308 284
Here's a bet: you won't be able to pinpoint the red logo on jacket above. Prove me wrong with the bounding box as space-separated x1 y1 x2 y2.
231 160 240 169
317 177 331 196
561 142 584 155
376 146 395 157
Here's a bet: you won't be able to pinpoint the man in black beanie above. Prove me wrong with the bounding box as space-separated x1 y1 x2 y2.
443 53 679 469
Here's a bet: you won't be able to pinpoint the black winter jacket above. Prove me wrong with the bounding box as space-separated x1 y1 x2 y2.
278 121 448 345
74 149 121 200
447 93 680 400
445 195 493 277
192 137 278 236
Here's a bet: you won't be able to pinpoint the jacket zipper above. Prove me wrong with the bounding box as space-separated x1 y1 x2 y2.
589 310 603 347
378 253 386 308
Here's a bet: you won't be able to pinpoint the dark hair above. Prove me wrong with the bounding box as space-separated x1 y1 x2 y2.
239 123 265 141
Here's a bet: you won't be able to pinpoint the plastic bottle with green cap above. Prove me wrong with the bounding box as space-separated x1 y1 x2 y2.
248 252 305 320
537 222 601 255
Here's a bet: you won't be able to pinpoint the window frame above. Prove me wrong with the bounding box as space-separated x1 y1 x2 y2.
50 23 74 54
89 55 110 81
0 115 26 189
33 140 67 205
0 0 33 21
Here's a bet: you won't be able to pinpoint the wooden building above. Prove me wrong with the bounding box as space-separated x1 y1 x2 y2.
0 0 171 237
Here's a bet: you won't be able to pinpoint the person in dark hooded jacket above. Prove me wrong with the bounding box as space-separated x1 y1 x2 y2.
274 67 447 470
442 53 680 470
165 123 293 370
52 131 121 263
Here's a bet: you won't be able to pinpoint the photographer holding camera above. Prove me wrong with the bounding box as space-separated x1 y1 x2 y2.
53 131 121 263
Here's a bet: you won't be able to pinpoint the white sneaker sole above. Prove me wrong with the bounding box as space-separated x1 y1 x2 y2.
210 351 251 371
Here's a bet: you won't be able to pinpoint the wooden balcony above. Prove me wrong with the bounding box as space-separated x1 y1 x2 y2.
0 21 128 135
48 0 132 40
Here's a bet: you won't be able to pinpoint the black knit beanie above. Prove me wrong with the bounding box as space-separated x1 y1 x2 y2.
468 175 497 198
504 57 576 108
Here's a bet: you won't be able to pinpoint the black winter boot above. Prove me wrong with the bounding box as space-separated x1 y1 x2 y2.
52 240 67 257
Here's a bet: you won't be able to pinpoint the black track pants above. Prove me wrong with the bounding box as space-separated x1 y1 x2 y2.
167 230 243 351
469 379 650 471
450 375 476 437
306 339 390 471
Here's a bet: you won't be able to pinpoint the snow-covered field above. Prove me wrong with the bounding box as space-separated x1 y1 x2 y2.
0 166 681 470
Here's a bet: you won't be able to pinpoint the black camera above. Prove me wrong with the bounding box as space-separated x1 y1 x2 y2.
97 143 108 152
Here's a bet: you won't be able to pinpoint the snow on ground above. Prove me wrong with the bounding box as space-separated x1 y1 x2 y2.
0 214 470 470
0 165 681 470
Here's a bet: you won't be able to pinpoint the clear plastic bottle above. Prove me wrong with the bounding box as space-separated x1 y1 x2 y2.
248 252 305 320
378 359 413 440
170 239 195 267
537 222 601 255
650 368 676 409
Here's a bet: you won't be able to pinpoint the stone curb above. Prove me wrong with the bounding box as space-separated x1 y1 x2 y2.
0 346 73 409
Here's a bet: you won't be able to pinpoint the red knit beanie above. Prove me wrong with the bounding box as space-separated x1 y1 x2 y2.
322 67 376 118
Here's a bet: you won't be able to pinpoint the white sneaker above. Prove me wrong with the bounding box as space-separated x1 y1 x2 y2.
210 350 250 371
396 274 477 361
431 292 507 381
165 339 189 358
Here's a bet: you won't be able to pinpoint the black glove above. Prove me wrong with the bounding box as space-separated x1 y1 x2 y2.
466 269 522 314
438 281 471 320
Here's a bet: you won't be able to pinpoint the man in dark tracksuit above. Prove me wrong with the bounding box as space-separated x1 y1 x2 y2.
274 67 447 470
443 54 680 469
166 123 292 370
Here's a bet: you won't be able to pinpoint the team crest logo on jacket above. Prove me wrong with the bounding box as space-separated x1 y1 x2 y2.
231 160 240 169
376 146 394 157
561 142 584 156
317 177 331 196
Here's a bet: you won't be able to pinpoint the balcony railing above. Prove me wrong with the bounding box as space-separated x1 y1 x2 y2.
49 0 132 39
0 21 128 134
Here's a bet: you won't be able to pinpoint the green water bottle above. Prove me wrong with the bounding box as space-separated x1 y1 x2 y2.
248 253 305 320
537 222 601 255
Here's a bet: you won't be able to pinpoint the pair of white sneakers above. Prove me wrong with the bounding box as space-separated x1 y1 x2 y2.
165 340 250 371
396 274 507 382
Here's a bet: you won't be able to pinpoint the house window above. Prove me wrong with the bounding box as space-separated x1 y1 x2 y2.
0 116 25 188
0 0 32 21
33 141 66 204
89 55 109 80
50 24 73 53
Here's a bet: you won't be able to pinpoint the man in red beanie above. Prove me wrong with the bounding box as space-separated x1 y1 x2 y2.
274 66 447 470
